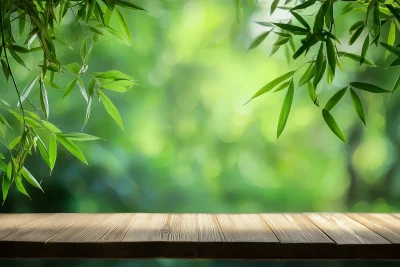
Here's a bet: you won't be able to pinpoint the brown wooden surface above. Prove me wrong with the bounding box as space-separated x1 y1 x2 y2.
0 213 400 259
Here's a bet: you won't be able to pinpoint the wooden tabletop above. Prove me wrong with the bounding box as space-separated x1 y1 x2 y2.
0 213 399 259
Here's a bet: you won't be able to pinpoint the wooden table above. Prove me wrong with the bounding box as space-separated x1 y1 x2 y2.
0 213 399 259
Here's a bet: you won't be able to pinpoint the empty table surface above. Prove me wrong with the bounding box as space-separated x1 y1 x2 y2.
0 213 398 259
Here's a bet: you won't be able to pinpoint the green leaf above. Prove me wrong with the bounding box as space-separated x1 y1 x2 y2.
322 109 347 143
277 80 294 138
77 78 89 102
49 134 57 172
64 78 78 98
15 176 30 199
256 22 274 27
350 82 390 93
360 35 370 65
337 51 376 67
273 80 291 92
248 31 271 51
116 0 147 11
1 59 9 80
98 90 125 131
326 38 336 76
37 137 51 169
349 21 364 32
101 80 135 92
324 87 347 111
391 74 400 96
56 135 88 165
18 76 38 107
10 51 28 69
380 42 400 58
19 15 26 37
81 38 87 62
92 70 133 80
273 23 309 35
273 37 290 46
271 0 280 14
386 20 396 59
21 167 43 192
57 133 100 141
115 8 132 43
307 82 319 106
349 24 365 45
245 71 295 104
298 63 315 86
42 120 62 133
291 0 316 11
8 136 21 150
291 11 310 30
313 59 326 88
40 82 49 119
11 45 30 53
349 88 366 125
390 57 400 67
65 63 82 74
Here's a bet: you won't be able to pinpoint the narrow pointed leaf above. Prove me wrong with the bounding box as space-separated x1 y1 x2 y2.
298 63 315 86
98 90 125 131
277 80 294 138
21 167 44 192
245 71 295 103
307 82 319 106
380 42 400 58
349 88 366 125
324 87 347 111
56 135 88 164
322 109 347 143
248 31 271 51
360 35 370 65
49 134 57 172
326 38 336 76
350 82 390 93
392 75 400 96
386 20 396 59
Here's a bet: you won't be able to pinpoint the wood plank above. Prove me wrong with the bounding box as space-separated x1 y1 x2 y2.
1 213 400 259
0 213 50 239
120 213 198 258
261 213 334 259
214 214 280 259
348 213 400 259
0 213 86 258
46 213 135 258
305 213 392 259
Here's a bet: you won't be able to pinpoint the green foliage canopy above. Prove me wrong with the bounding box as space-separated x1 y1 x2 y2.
0 0 145 203
241 0 398 142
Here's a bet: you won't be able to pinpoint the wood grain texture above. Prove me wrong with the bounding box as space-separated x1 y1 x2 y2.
0 213 86 258
305 213 392 259
261 213 334 259
1 213 400 259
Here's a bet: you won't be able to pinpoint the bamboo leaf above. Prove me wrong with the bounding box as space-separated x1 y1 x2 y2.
291 0 316 11
380 42 400 58
277 80 294 138
326 38 336 76
115 8 131 43
350 82 390 93
392 74 400 96
98 90 125 131
21 167 44 192
57 132 100 141
15 176 30 199
248 31 271 51
245 71 295 104
349 88 366 125
40 82 49 119
271 0 280 14
49 134 57 172
298 63 315 86
273 23 309 34
360 35 370 65
349 24 365 45
386 20 396 59
64 78 78 98
307 82 319 106
56 135 88 164
324 87 347 111
337 51 376 67
322 109 347 143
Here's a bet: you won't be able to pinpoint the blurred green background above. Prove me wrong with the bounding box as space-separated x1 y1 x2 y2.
1 0 400 266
